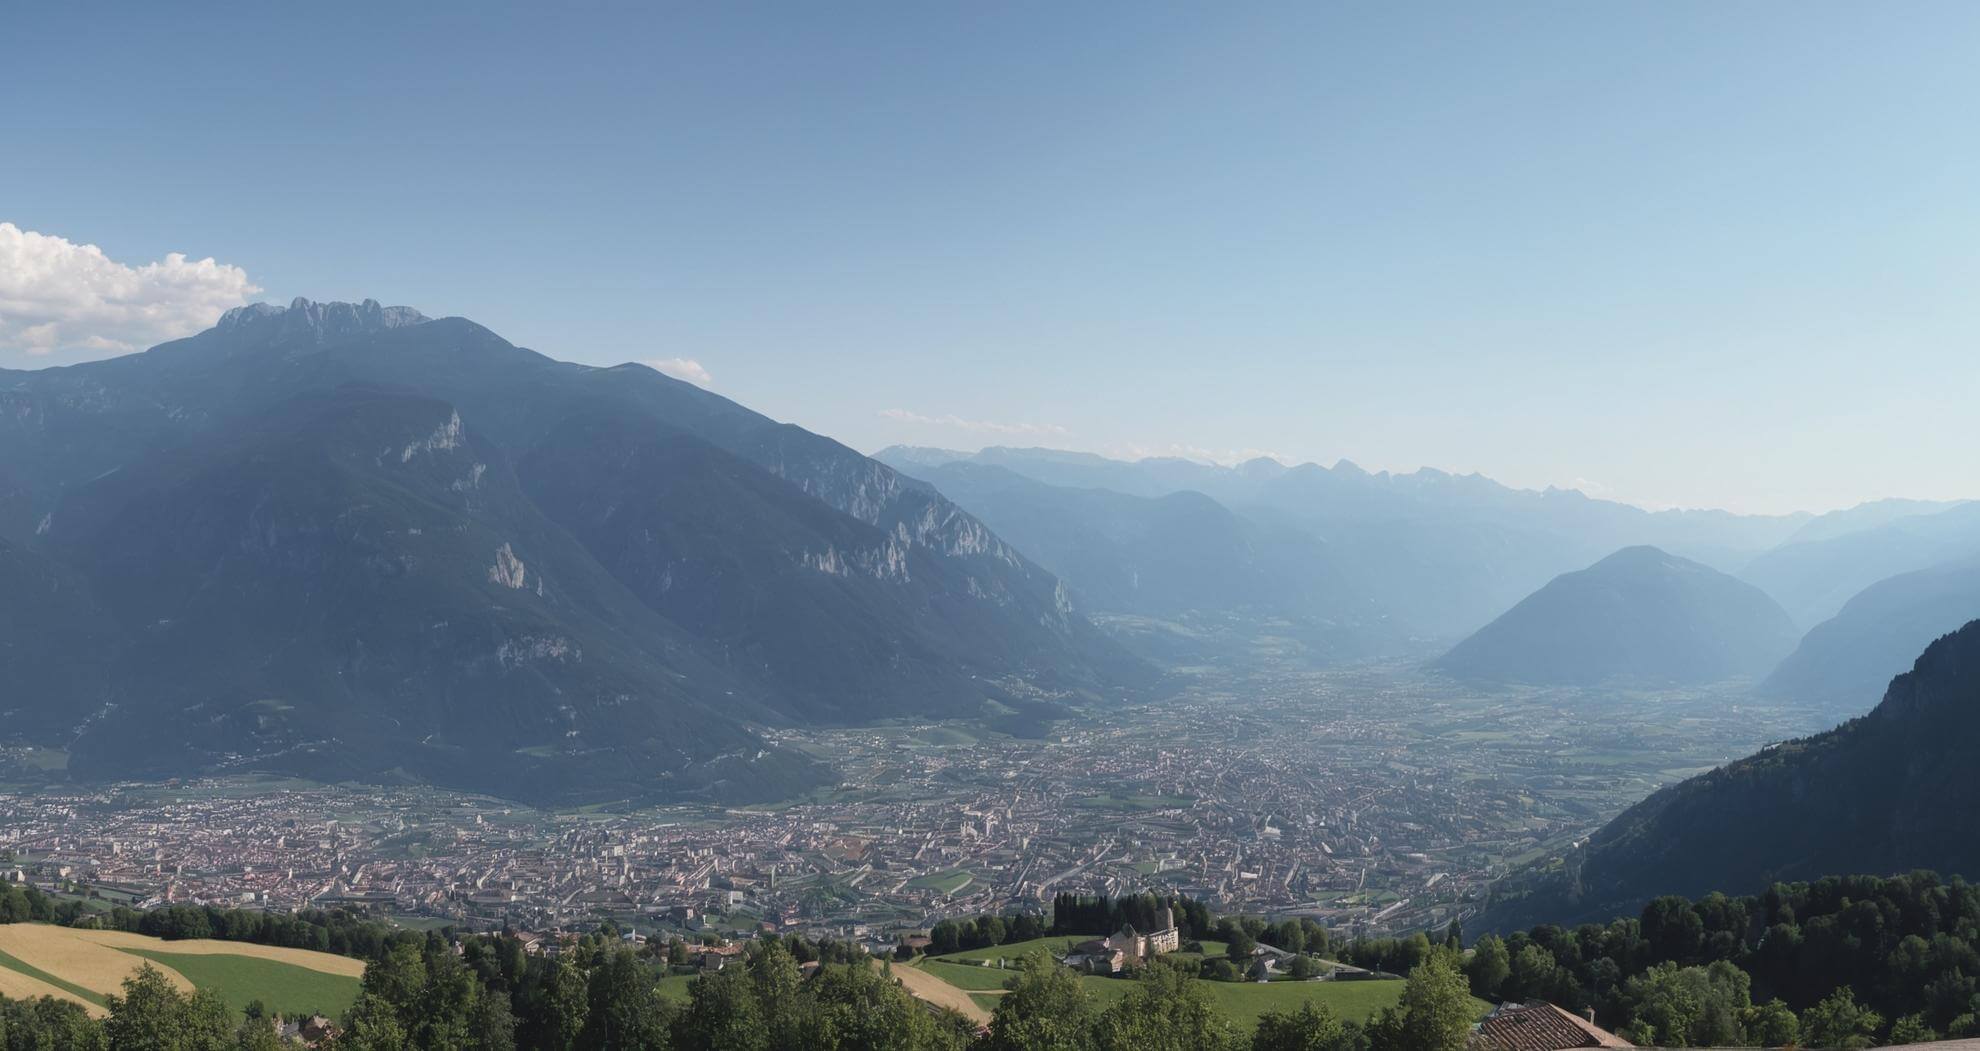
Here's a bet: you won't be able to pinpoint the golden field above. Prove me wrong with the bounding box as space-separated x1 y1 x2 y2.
0 923 366 1019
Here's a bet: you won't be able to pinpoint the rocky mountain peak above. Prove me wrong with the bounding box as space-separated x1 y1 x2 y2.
217 297 429 345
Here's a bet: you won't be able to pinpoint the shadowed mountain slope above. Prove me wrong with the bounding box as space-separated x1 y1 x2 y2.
1437 546 1799 686
1760 561 1980 716
0 300 1147 802
1484 618 1980 930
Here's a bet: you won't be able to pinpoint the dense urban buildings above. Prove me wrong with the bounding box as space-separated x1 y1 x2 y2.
0 664 1832 950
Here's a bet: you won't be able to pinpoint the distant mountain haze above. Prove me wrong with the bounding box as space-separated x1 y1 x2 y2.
1760 559 1980 714
1738 502 1980 628
875 458 1409 662
1773 497 1968 548
1484 617 1980 930
882 446 1828 645
0 300 1148 803
1436 546 1800 686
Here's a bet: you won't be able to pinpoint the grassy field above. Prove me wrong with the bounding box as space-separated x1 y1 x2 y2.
933 936 1080 963
1074 973 1486 1029
932 937 1229 965
118 949 358 1018
0 925 364 1020
656 974 697 1002
916 959 1019 991
911 935 1490 1032
0 944 107 1009
905 870 974 895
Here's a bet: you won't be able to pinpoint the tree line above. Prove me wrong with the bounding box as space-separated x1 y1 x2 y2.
0 962 298 1051
10 872 1980 1047
1 880 413 961
923 913 1049 957
1047 891 1212 940
1462 870 1980 1047
980 948 1477 1051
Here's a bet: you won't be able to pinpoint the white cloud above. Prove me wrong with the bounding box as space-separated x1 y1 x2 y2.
0 223 261 363
647 356 713 387
877 408 1071 438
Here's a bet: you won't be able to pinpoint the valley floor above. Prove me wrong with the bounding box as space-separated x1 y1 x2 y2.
0 660 1844 944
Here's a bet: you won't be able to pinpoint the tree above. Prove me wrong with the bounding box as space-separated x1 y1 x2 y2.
412 949 483 1050
673 965 767 1051
1619 961 1753 1048
339 994 411 1051
233 1016 285 1051
1802 987 1884 1051
983 952 1096 1051
1394 952 1475 1051
1465 935 1509 1001
1253 1000 1361 1051
103 964 191 1051
468 989 519 1051
1443 919 1464 950
1743 999 1801 1048
181 989 236 1050
1888 1014 1937 1046
520 958 590 1051
1091 962 1244 1051
0 995 109 1051
803 961 967 1050
360 942 428 1023
747 942 803 1049
1642 897 1706 965
579 949 672 1049
1505 944 1559 1003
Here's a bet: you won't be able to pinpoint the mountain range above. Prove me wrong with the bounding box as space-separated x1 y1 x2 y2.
1738 501 1980 628
878 446 1968 662
0 300 1147 803
6 304 1976 804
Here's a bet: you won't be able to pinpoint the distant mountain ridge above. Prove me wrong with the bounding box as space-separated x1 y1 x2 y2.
1759 560 1980 712
1738 502 1980 629
0 299 1148 803
878 446 1839 647
882 459 1406 661
1436 546 1800 686
1484 617 1980 930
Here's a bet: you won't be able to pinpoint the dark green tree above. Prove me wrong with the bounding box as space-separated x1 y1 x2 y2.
1253 1000 1362 1051
1465 935 1509 1001
982 952 1096 1051
1802 987 1884 1050
1090 962 1243 1051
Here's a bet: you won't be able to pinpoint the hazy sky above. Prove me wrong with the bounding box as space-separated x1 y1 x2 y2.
7 2 1978 514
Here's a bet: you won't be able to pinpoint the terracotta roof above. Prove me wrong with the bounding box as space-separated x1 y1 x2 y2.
1474 1002 1632 1051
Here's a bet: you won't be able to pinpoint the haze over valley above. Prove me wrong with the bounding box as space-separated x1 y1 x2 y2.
10 5 1980 1048
5 299 1976 938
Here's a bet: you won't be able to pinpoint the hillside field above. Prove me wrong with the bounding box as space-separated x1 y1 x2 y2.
911 941 1491 1032
0 924 363 1019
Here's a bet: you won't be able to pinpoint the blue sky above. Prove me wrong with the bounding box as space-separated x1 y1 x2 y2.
6 2 1978 514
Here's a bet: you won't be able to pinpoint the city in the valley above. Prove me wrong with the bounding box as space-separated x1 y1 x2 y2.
0 661 1833 952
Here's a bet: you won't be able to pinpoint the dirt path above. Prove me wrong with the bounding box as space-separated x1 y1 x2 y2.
875 960 992 1025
